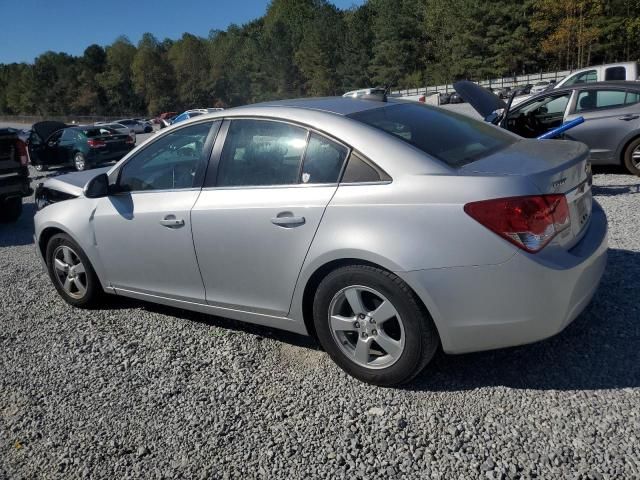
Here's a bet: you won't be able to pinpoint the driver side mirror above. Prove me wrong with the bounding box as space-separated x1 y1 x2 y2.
84 173 110 198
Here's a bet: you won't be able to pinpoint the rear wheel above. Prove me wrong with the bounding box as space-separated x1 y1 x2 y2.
623 137 640 176
74 152 86 171
45 233 101 307
313 265 439 386
0 197 22 223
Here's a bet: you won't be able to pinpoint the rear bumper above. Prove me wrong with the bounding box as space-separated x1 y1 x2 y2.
400 201 608 354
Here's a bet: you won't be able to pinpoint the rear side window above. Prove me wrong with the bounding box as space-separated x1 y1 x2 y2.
626 92 640 105
349 103 515 168
341 152 390 183
605 66 626 81
217 120 307 187
300 133 348 184
576 90 627 111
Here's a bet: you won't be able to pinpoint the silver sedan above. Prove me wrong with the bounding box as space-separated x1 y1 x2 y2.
33 97 608 386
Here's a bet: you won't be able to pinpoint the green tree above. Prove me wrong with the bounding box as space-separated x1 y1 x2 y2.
132 33 176 115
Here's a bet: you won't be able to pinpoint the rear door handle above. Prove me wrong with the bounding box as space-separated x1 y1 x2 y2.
159 215 185 228
271 214 305 227
619 114 640 121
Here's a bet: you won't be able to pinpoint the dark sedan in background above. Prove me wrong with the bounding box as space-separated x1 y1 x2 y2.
29 121 135 171
456 80 640 175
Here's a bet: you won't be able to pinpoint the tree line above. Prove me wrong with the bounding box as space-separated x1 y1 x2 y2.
1 0 638 117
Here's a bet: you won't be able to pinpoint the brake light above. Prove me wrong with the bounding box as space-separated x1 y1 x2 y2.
88 139 106 148
15 140 28 166
464 195 570 253
125 135 135 144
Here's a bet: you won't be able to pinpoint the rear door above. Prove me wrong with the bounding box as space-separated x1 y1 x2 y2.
191 119 349 316
564 88 640 162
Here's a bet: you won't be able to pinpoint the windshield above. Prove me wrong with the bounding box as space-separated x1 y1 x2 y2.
349 103 516 168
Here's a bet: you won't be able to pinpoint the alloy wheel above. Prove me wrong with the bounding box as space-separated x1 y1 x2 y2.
52 245 87 299
74 153 85 171
328 285 405 369
632 145 640 169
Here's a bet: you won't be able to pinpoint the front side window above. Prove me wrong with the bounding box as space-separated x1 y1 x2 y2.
349 103 515 168
118 121 216 192
217 120 307 187
626 92 640 105
576 90 627 111
564 70 598 86
300 133 349 184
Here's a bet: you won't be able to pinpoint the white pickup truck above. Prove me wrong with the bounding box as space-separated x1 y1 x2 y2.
554 62 639 88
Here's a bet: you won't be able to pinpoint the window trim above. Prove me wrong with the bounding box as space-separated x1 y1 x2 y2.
202 117 361 190
112 119 221 195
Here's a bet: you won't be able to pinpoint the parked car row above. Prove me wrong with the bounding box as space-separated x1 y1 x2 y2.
454 79 640 175
156 108 224 128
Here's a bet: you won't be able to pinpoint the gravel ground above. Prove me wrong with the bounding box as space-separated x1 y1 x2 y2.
1 165 639 480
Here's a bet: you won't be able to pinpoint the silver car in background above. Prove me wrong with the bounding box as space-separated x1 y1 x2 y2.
33 97 607 386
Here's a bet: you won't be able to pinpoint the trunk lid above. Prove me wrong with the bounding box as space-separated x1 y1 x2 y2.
460 138 593 249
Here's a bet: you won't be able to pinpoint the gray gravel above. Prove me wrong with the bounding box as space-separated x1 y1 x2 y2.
1 166 639 479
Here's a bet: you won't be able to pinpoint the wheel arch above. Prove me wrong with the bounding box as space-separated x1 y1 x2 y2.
617 132 640 165
299 257 439 343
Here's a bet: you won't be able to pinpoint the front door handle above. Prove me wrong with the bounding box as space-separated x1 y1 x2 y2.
160 215 185 228
619 114 640 121
271 213 305 228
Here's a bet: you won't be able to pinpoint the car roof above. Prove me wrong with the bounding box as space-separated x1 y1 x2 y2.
552 81 640 94
242 96 402 116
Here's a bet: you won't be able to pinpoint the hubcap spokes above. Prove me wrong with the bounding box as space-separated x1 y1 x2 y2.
53 246 87 298
632 146 640 168
329 286 405 369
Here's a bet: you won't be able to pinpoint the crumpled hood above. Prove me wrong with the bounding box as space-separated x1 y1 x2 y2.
42 167 111 197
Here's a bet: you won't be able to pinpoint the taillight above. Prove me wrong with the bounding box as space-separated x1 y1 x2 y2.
125 135 135 144
88 139 106 148
15 140 28 166
464 195 570 253
419 95 426 103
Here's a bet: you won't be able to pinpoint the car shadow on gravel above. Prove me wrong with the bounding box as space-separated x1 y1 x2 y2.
410 247 640 392
591 183 640 196
0 202 36 247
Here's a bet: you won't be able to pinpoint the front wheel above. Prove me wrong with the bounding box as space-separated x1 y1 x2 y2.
45 233 102 307
74 152 87 171
623 137 640 176
313 265 439 387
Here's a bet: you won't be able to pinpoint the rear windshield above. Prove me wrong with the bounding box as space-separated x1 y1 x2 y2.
82 127 119 137
349 103 515 168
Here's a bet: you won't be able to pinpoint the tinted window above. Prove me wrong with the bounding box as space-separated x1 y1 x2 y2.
119 121 215 192
217 120 307 186
519 94 571 115
605 66 626 81
341 152 387 183
626 92 640 105
301 133 348 184
577 90 627 111
61 129 81 141
349 103 515 168
564 70 597 86
83 127 119 137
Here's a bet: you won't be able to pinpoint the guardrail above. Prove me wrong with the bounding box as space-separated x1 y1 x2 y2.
392 70 573 96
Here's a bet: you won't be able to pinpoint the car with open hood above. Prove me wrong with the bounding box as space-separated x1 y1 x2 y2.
455 80 640 175
34 96 607 386
28 122 135 171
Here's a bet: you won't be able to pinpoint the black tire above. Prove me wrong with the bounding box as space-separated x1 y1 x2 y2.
74 152 87 171
623 137 640 176
144 126 152 133
0 197 22 223
45 233 102 308
313 265 439 387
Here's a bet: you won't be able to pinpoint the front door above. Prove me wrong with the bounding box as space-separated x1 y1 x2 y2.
191 119 350 316
92 121 219 302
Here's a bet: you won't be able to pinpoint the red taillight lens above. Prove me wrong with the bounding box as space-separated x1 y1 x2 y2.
125 135 135 144
15 140 28 166
88 139 106 148
419 95 426 103
464 195 571 253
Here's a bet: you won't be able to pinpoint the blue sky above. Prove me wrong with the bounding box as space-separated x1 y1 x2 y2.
0 0 365 64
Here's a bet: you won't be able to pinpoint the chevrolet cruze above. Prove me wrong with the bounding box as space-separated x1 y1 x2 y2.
34 96 608 386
